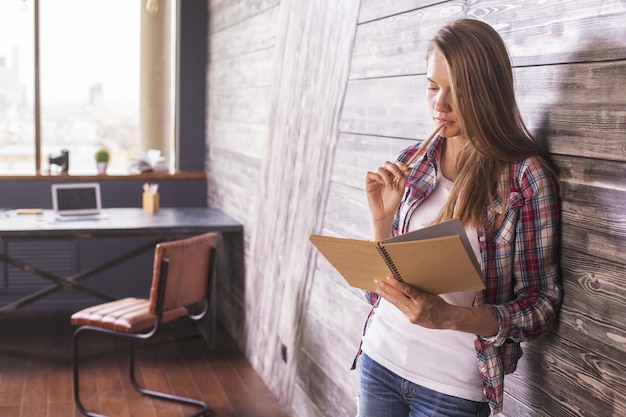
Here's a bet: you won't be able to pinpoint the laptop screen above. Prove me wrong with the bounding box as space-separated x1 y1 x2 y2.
52 183 102 216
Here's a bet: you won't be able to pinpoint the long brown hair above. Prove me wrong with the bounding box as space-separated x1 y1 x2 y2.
428 19 556 229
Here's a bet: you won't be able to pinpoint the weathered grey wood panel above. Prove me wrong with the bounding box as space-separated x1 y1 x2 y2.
208 5 279 61
332 133 414 190
340 76 432 139
560 172 625 268
559 247 626 361
209 0 279 33
292 348 355 417
208 119 266 159
358 0 445 23
468 0 626 66
209 1 364 416
297 283 366 416
207 0 277 244
207 147 260 222
504 334 626 417
208 85 270 124
351 1 465 78
214 232 248 338
557 156 626 269
262 1 364 410
342 63 626 162
514 62 626 162
308 260 371 357
206 1 626 416
322 182 370 240
208 47 275 89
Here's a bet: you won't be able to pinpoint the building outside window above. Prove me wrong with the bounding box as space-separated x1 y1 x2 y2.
0 0 176 176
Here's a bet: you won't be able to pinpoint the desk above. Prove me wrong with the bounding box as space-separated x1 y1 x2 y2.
0 207 243 345
0 207 242 240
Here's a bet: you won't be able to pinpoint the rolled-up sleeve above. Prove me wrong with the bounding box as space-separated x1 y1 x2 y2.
479 158 562 347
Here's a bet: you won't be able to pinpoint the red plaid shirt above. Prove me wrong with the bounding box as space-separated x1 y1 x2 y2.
355 135 562 415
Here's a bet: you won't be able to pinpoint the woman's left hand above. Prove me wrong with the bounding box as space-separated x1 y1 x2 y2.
374 276 452 330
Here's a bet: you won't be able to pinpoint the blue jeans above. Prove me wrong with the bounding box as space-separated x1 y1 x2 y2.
358 354 490 417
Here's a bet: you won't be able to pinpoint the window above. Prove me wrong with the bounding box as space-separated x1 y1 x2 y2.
0 1 34 174
0 0 176 176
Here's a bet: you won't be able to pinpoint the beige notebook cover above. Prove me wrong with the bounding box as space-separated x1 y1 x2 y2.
309 218 485 294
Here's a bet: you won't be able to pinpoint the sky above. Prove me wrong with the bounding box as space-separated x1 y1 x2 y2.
0 0 140 106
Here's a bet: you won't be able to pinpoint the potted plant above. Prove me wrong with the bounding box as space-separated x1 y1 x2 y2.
95 148 110 174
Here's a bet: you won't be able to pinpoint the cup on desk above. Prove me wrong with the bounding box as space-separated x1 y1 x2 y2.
142 192 160 213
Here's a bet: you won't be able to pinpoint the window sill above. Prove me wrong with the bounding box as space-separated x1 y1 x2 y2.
0 171 207 181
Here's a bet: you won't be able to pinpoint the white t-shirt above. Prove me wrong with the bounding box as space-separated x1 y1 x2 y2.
361 172 486 402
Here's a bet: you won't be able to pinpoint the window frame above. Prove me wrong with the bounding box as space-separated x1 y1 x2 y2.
2 0 206 178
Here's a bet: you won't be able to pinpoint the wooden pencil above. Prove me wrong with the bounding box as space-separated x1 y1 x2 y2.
405 123 443 167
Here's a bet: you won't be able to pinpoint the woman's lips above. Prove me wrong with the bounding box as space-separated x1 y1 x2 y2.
436 118 453 126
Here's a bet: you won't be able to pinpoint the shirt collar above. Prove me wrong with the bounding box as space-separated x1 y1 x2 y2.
425 134 445 163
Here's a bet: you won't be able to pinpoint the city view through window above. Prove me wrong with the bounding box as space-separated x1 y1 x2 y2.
0 0 146 175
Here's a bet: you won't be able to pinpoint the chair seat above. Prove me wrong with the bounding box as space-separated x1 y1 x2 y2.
71 297 188 333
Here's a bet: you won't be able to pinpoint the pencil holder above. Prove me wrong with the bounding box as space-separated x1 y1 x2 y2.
142 192 160 213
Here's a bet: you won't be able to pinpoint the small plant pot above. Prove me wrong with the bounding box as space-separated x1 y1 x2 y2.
97 162 108 175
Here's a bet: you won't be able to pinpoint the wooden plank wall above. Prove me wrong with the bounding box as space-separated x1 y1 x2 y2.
206 0 280 342
207 0 626 416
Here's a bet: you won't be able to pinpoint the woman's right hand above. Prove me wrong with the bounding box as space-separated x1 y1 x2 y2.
365 161 409 236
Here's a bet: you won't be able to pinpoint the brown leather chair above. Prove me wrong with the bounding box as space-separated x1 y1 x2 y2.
71 232 217 417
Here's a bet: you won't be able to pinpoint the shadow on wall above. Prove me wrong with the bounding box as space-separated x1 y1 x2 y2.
535 39 626 165
214 230 247 349
520 39 626 417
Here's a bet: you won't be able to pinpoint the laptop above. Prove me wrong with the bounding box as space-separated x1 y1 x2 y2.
51 183 108 220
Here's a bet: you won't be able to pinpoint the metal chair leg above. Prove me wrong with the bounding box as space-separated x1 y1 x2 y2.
73 328 211 417
128 338 211 416
73 327 106 417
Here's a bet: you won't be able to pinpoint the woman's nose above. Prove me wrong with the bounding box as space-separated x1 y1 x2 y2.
434 91 451 112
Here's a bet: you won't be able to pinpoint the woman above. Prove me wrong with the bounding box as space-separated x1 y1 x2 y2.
357 19 562 416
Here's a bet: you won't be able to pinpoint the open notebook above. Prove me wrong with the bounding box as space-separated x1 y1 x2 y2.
309 218 484 294
51 183 109 220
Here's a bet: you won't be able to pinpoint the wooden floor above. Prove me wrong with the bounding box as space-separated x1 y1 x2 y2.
0 310 289 417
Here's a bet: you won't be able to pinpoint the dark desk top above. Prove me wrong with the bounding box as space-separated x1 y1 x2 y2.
0 207 243 240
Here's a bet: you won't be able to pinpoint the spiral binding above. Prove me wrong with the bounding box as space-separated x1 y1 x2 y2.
376 244 403 281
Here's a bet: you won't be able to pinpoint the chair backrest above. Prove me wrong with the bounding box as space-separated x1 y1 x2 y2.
149 232 217 318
